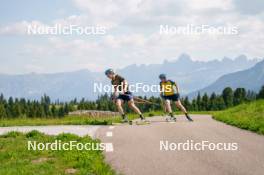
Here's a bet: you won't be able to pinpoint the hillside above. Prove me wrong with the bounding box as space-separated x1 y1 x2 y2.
0 70 104 101
189 60 264 97
119 54 260 94
213 100 264 135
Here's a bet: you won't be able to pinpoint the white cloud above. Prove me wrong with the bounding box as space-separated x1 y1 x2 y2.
103 34 146 48
25 64 44 73
188 0 234 11
73 0 143 16
0 21 47 35
1 0 264 73
233 0 264 15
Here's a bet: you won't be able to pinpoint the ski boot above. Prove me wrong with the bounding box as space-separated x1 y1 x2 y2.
185 113 193 122
166 113 176 122
121 114 129 123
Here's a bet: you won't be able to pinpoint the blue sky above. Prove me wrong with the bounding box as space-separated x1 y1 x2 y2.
0 0 79 23
0 0 264 74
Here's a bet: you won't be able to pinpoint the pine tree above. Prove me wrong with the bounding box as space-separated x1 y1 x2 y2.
64 103 69 114
0 104 7 119
58 106 65 118
78 98 86 110
35 101 45 118
51 105 57 117
246 90 256 101
222 87 233 107
191 99 198 111
196 92 201 111
257 85 264 99
19 98 27 117
233 88 246 105
201 93 209 111
0 94 7 118
209 93 217 111
7 97 14 118
0 93 4 103
183 97 191 110
215 96 226 110
41 94 51 117
13 102 22 118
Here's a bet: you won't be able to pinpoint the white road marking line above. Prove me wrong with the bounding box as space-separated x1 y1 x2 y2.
105 143 114 152
109 126 115 130
106 131 113 137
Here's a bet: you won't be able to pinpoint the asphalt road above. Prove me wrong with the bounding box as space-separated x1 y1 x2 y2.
97 115 264 175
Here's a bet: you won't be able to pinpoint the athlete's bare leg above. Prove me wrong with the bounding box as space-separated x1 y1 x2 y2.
128 99 145 120
164 100 176 121
164 99 172 113
175 100 188 113
127 99 142 115
116 99 125 115
175 100 193 121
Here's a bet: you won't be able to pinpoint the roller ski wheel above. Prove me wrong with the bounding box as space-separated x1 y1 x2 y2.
135 119 150 125
166 117 176 122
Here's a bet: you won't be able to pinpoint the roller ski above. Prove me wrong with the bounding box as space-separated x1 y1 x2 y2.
165 113 177 122
135 114 150 125
166 117 176 122
121 114 133 125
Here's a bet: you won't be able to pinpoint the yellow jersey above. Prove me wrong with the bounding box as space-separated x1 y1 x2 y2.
160 80 176 96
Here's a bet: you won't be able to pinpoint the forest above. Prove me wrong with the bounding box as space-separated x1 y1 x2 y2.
0 86 263 119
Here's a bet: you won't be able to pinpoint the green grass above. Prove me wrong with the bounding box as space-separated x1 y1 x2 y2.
0 111 164 127
0 115 121 127
0 130 116 175
213 100 264 135
0 111 215 127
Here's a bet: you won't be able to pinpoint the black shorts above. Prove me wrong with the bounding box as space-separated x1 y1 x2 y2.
163 94 180 101
117 92 133 102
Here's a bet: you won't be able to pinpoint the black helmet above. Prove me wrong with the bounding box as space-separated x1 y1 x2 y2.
105 68 115 75
159 74 166 79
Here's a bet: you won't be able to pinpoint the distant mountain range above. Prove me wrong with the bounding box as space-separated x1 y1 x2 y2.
0 70 100 101
188 59 264 98
118 54 260 95
0 54 262 101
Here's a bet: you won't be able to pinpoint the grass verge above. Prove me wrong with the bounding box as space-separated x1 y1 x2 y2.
0 130 116 175
0 111 214 127
0 115 121 127
212 100 264 135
